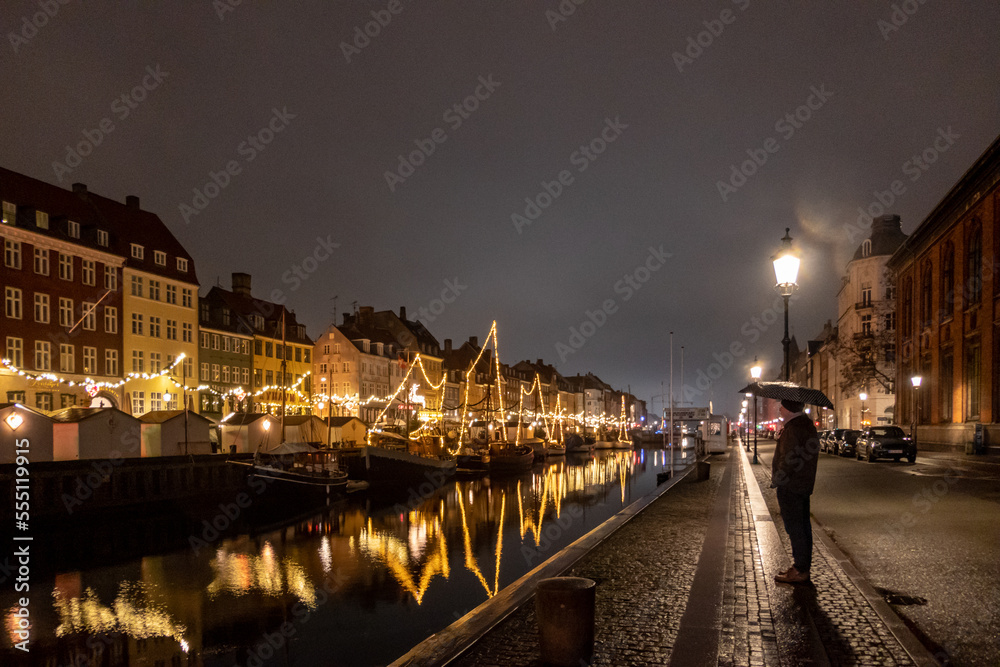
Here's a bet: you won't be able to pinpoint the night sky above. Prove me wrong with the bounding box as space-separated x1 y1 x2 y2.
3 2 998 417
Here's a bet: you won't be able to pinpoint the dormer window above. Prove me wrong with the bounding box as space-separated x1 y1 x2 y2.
1 201 14 224
861 239 871 257
249 313 264 330
131 243 144 259
154 250 166 266
67 220 80 238
35 211 49 229
177 257 188 272
97 229 109 246
376 342 384 355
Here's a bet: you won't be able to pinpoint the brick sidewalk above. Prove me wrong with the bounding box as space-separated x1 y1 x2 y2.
446 444 932 666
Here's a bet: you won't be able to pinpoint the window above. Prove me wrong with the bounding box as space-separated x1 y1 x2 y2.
182 322 192 343
81 302 96 330
148 280 160 300
200 362 209 381
860 283 871 306
97 229 109 247
34 340 51 371
940 348 953 422
177 257 188 272
254 368 262 387
295 347 302 362
343 362 349 373
265 342 273 357
105 306 118 334
222 366 230 383
7 390 25 403
182 288 192 308
60 394 76 408
242 367 249 384
83 346 97 374
35 392 52 411
884 312 896 331
35 210 49 229
212 334 220 350
132 391 145 415
132 350 144 373
58 253 73 280
212 364 220 381
940 242 954 321
860 313 872 335
59 297 74 327
334 343 340 354
105 349 118 376
265 370 273 385
4 239 21 269
67 220 80 238
149 316 161 338
60 344 74 373
150 352 162 373
250 313 264 330
34 248 49 275
2 201 15 224
104 266 117 290
965 339 981 418
131 244 144 259
223 336 231 352
323 344 330 355
254 339 262 355
33 293 49 323
131 275 143 297
166 284 177 304
154 250 166 266
150 392 162 412
6 337 23 367
183 357 193 379
131 313 143 335
82 259 95 286
320 363 327 373
222 308 231 326
919 263 933 329
201 332 209 348
166 319 177 340
966 226 982 306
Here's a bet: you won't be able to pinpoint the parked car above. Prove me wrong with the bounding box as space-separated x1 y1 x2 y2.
823 428 848 454
856 426 916 462
835 429 861 457
818 430 831 452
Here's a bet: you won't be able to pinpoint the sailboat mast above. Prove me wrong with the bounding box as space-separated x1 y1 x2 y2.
280 307 287 439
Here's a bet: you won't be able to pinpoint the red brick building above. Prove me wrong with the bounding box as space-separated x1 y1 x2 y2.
888 134 1000 452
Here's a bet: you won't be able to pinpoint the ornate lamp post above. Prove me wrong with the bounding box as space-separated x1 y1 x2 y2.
910 375 922 450
859 391 868 429
751 360 762 463
772 228 800 381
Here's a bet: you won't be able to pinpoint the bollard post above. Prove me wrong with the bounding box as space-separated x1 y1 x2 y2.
536 577 596 666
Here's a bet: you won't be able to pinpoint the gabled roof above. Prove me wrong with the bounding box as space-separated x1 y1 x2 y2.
220 412 272 425
0 167 198 285
325 416 365 427
283 414 324 425
139 410 214 424
205 286 312 345
0 403 52 420
49 406 139 423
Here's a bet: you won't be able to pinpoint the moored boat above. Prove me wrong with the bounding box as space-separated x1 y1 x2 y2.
488 442 534 474
231 441 349 505
565 433 595 453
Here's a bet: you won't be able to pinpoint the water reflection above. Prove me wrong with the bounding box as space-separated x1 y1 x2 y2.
3 448 683 666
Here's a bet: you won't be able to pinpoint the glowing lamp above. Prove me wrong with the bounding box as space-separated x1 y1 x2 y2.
910 376 922 388
5 411 24 430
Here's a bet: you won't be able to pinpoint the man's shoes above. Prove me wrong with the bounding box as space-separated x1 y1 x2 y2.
774 566 810 584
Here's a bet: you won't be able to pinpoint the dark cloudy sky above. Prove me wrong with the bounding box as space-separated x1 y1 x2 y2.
3 1 998 417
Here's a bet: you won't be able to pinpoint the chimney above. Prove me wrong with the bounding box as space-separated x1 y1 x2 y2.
444 338 452 352
537 359 544 366
125 195 140 209
359 306 374 324
72 183 87 195
342 313 350 325
399 306 407 321
232 272 252 297
468 336 478 348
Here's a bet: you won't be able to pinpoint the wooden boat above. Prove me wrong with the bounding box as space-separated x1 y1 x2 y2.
232 441 349 504
488 441 534 474
565 433 595 453
593 440 615 450
343 432 456 485
456 445 490 474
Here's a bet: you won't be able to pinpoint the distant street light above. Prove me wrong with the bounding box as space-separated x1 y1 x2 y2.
859 391 868 428
772 228 800 381
751 359 762 463
910 375 922 451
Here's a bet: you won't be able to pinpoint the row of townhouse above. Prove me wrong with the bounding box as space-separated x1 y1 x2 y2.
777 133 999 453
1 165 646 431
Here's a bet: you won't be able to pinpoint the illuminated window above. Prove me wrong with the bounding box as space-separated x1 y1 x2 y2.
34 248 49 275
67 220 80 238
34 340 51 371
4 239 21 268
83 346 97 374
105 306 118 334
105 349 118 376
154 250 166 266
6 337 23 367
131 243 144 259
60 344 74 373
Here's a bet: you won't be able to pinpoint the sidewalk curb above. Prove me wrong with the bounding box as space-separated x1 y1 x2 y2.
390 457 702 667
745 440 941 667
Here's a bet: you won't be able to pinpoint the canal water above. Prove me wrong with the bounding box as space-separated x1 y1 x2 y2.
3 445 695 667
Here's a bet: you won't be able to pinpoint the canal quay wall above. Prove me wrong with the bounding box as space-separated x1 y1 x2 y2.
0 453 255 524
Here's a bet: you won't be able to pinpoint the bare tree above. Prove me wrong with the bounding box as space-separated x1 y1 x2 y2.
835 268 896 396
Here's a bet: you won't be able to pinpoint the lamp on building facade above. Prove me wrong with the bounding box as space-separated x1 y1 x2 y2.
772 228 800 381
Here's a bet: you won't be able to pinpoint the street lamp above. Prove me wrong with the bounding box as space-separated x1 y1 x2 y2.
772 228 800 381
910 375 922 450
751 359 762 463
859 391 868 429
743 395 752 451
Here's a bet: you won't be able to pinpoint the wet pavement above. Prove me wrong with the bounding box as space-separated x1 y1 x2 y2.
399 440 941 666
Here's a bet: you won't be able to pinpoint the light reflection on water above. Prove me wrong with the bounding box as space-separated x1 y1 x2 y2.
2 447 687 666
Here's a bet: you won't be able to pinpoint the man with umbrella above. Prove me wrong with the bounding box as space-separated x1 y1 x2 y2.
771 398 821 584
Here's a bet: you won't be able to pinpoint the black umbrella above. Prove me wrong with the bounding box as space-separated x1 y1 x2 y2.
738 381 834 409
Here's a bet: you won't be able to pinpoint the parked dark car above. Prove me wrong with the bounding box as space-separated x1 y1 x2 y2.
823 428 850 455
835 429 861 457
856 426 916 462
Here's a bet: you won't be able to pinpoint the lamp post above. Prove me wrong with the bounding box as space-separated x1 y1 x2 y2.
743 397 751 451
772 228 800 381
751 359 762 463
859 391 868 429
910 375 922 450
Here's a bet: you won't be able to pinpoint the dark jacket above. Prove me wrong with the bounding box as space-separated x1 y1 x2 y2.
771 413 821 495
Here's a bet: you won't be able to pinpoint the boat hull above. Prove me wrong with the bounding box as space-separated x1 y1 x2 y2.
488 443 534 475
344 446 457 486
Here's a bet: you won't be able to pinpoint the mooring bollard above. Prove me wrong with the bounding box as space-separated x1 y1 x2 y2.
535 576 596 666
697 459 711 481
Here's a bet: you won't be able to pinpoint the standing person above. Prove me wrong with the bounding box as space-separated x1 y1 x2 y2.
771 398 821 584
